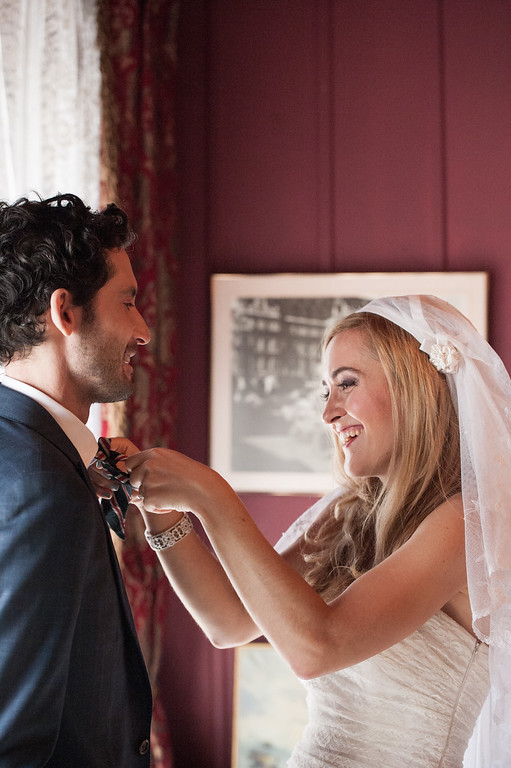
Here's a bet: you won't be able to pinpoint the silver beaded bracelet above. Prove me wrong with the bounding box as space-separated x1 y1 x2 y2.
144 512 194 551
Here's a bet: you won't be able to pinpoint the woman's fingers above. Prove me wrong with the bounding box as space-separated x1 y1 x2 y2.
125 449 189 512
109 436 140 457
88 463 119 499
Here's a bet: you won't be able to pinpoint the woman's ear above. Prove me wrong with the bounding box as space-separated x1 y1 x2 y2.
49 288 78 337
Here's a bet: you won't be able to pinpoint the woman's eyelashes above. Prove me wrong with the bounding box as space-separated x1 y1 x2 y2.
320 378 357 401
338 378 357 391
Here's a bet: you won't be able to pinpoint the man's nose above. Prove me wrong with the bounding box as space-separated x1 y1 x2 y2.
134 310 151 345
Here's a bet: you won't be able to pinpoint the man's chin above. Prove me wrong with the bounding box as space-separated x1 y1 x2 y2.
93 383 135 405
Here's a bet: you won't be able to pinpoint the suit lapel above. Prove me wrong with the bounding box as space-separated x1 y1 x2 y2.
0 385 142 643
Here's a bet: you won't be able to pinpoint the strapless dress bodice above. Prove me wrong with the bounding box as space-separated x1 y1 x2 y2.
289 611 489 767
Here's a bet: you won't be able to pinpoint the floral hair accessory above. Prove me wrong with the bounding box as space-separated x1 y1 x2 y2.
428 341 460 374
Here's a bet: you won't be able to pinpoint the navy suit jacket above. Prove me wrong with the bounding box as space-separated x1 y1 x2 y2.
0 385 153 766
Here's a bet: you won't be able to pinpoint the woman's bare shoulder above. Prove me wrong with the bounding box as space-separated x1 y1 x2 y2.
417 492 464 532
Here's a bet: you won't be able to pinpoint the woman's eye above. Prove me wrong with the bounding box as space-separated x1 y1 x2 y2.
320 378 356 400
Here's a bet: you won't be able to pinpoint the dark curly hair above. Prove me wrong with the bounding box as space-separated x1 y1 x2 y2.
0 193 135 364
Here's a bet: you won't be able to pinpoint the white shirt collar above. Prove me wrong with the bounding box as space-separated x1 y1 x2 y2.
1 374 98 467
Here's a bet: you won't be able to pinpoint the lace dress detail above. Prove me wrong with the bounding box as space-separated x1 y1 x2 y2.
289 611 489 768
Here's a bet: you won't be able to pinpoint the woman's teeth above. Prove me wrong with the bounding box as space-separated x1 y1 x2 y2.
339 428 360 445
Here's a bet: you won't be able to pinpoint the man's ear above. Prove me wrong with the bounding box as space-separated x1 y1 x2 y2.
49 289 79 337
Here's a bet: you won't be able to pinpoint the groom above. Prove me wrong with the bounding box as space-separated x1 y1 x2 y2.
0 194 153 766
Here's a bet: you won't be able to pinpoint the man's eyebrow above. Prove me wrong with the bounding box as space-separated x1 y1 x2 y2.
120 286 138 298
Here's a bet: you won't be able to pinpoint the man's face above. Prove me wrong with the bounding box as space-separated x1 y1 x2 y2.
69 248 150 405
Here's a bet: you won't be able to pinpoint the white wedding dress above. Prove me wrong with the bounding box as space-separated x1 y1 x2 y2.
288 611 489 768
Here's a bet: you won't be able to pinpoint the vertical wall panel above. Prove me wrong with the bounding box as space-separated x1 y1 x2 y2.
207 0 333 270
176 0 210 464
331 0 445 269
443 0 511 367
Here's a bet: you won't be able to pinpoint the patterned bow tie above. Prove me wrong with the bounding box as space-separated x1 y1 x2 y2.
93 437 134 539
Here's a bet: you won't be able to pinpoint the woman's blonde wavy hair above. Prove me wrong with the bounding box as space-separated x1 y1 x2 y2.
304 311 461 602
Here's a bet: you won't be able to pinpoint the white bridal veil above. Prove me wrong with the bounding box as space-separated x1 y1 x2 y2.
277 295 511 767
365 295 510 767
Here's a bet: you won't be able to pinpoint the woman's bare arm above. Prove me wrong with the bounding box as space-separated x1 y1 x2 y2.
126 447 468 678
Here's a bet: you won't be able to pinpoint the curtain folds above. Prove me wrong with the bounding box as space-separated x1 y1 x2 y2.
0 0 100 204
98 2 180 766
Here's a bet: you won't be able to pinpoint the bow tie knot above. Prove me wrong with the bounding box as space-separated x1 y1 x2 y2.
93 437 134 539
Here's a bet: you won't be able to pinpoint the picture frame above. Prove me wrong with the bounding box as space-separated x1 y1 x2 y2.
210 272 488 494
232 642 308 768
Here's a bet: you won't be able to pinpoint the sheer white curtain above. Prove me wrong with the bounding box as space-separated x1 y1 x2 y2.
0 0 100 205
0 0 102 433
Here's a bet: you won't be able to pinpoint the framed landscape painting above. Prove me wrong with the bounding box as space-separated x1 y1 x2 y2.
210 272 488 494
232 642 308 768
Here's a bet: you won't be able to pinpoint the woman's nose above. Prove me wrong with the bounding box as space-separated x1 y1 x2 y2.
322 395 345 424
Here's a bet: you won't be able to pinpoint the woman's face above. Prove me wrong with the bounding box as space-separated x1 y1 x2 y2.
321 328 394 484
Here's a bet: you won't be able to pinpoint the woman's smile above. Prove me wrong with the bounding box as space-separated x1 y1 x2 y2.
321 329 394 483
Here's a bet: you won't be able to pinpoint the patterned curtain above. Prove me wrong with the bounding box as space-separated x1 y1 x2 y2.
98 1 180 766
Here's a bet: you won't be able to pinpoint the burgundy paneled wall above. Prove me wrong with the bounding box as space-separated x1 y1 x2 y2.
161 2 511 766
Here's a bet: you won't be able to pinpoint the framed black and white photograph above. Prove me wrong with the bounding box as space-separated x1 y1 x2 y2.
210 272 488 494
232 642 308 768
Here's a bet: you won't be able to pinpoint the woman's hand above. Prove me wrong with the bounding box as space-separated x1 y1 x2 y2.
125 447 227 516
108 436 140 460
88 461 117 499
88 436 141 501
123 447 265 648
